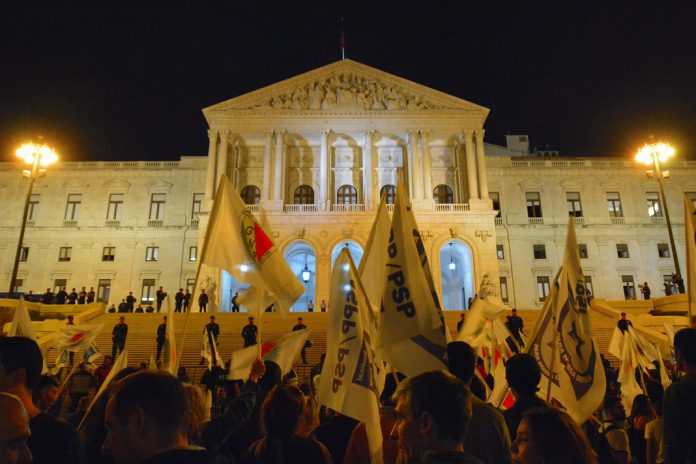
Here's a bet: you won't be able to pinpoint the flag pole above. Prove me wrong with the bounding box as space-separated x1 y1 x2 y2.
545 311 559 402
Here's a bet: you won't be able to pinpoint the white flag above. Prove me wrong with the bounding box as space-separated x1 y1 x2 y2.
197 175 304 314
162 299 177 375
607 327 624 359
8 296 36 339
526 217 606 424
359 196 391 314
201 328 224 370
227 328 311 379
318 248 383 464
685 195 696 323
377 174 447 376
54 323 102 353
617 331 645 412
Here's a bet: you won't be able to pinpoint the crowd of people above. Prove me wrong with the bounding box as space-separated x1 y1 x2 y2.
0 326 694 464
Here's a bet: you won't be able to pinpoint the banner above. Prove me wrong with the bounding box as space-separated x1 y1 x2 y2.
318 249 383 464
227 328 311 379
359 196 391 314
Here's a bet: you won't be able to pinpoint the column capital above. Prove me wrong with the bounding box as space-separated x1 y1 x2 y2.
319 129 332 136
207 129 218 141
463 129 474 139
475 128 485 138
363 128 375 135
219 129 230 141
264 130 274 137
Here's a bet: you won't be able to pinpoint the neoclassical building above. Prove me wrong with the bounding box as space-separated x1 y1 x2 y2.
1 59 695 310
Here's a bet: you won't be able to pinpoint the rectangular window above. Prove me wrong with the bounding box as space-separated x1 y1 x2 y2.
145 246 159 262
65 194 82 220
622 275 636 300
28 194 40 220
657 243 670 258
97 279 111 302
19 247 29 262
490 192 501 218
191 193 204 218
533 244 547 260
149 193 166 220
58 247 72 262
188 246 197 261
526 192 542 218
53 279 67 293
499 276 509 303
537 276 551 302
107 193 125 220
186 278 195 293
141 279 156 303
578 243 588 259
13 279 23 293
496 244 505 260
584 276 593 296
102 246 116 262
646 192 663 217
616 243 630 258
606 192 623 217
566 192 583 217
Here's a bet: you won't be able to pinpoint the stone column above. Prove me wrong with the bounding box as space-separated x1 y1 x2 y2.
362 130 374 209
475 128 489 199
422 130 433 200
319 129 330 209
262 130 273 201
205 130 218 201
463 130 479 201
216 130 229 189
273 130 285 201
407 129 419 199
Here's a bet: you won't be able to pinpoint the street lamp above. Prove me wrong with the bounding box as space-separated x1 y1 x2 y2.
9 141 58 293
635 141 681 277
301 263 311 284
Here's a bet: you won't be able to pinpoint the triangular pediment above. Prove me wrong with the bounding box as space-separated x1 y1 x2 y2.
204 59 488 115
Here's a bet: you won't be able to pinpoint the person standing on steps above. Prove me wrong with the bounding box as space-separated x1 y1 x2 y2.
111 316 128 359
307 299 314 312
320 299 327 312
292 317 311 363
231 292 240 312
156 286 166 312
156 316 167 362
242 316 258 347
174 288 185 313
198 288 209 312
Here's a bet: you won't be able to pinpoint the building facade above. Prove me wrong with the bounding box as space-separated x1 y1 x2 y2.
1 60 695 310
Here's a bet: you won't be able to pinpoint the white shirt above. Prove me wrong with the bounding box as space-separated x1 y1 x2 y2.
645 418 664 464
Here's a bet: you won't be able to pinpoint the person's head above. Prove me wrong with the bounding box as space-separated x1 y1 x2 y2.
128 292 132 295
121 299 125 303
0 338 43 397
0 393 32 464
512 308 517 315
297 317 303 323
163 316 167 322
201 289 206 294
103 371 190 464
460 313 465 320
248 317 255 323
446 341 476 385
620 312 627 319
261 384 305 440
67 315 73 322
629 394 651 419
210 316 215 322
119 316 125 323
46 288 50 292
32 374 60 411
506 354 541 397
512 407 597 464
102 355 114 367
259 361 282 392
674 328 696 371
179 288 183 292
602 396 626 422
391 370 472 462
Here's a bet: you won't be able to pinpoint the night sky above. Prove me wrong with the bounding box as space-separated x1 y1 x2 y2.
2 1 694 162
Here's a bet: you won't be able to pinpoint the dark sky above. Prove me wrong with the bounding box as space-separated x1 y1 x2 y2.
2 1 695 162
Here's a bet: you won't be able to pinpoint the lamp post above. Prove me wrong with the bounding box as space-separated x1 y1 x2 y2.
9 142 58 293
635 142 681 277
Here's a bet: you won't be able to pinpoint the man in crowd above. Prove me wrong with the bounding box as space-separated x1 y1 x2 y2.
503 353 547 441
320 299 327 312
664 327 696 462
112 316 128 359
102 371 210 463
292 317 310 364
206 316 220 343
198 288 209 312
94 355 113 388
86 287 96 304
390 370 480 464
174 288 185 313
617 312 633 333
183 289 191 312
156 286 166 312
457 313 466 332
0 392 32 464
242 316 258 347
125 291 137 312
67 363 95 414
641 282 651 300
117 299 129 313
505 308 524 347
42 288 54 305
602 396 631 464
231 292 239 312
0 337 84 463
156 316 167 362
77 287 87 304
67 288 78 304
32 374 61 415
56 286 68 305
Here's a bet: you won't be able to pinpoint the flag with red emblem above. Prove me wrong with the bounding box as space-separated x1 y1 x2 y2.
227 328 311 379
53 323 102 352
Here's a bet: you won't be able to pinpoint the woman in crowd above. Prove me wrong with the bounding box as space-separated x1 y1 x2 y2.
627 394 652 464
511 406 598 464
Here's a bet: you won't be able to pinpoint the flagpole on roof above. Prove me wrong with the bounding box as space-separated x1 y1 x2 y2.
340 16 345 60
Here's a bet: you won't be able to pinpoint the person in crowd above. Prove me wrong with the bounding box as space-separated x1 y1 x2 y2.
307 299 315 312
674 273 685 294
102 370 210 463
503 353 548 441
174 288 185 313
198 288 209 313
66 314 76 365
77 287 87 304
86 287 96 304
456 312 466 332
506 308 524 346
111 316 128 359
156 316 167 362
641 282 651 300
511 406 598 464
248 384 332 464
200 316 221 366
42 288 54 305
315 410 358 464
125 291 136 312
145 302 155 313
390 370 481 464
56 286 68 305
231 292 240 312
292 317 310 364
320 299 327 312
67 287 78 304
0 392 32 464
601 396 631 464
183 289 192 312
66 396 91 428
32 374 61 415
645 400 664 464
663 327 696 462
107 304 116 313
447 341 512 464
662 282 672 296
117 299 129 313
242 317 258 347
617 312 633 333
93 355 113 388
134 303 144 313
156 286 166 312
627 394 651 464
67 362 95 414
0 337 84 463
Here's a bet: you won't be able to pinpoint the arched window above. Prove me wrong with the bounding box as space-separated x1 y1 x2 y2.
240 185 261 205
380 184 397 204
336 185 358 204
433 185 454 204
293 185 314 204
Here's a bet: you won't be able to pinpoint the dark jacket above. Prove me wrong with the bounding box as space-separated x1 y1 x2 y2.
157 323 166 341
112 322 128 340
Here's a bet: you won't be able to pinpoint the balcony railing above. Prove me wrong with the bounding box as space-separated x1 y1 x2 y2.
105 220 120 228
331 204 365 212
63 220 78 228
26 220 35 227
434 203 470 212
285 204 319 213
245 205 260 213
528 217 544 225
494 217 503 225
189 218 199 228
651 216 665 224
610 217 625 225
148 220 164 227
386 204 394 212
572 217 585 225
